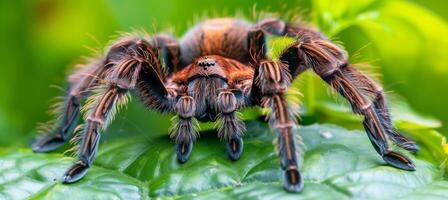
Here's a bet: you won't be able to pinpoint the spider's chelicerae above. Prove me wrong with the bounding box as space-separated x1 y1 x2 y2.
33 18 419 193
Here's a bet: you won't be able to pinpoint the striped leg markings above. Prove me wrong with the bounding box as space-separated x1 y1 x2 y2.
256 61 303 193
64 84 129 183
339 66 419 152
322 69 415 171
63 35 171 183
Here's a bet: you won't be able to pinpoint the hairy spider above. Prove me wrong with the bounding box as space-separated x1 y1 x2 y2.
32 18 419 193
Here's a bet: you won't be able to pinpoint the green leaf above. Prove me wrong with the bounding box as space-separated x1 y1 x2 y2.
1 121 447 199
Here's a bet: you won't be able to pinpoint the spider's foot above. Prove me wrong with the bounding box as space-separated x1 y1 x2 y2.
62 161 89 184
226 137 243 161
383 151 416 171
176 141 193 163
283 168 304 193
32 133 66 153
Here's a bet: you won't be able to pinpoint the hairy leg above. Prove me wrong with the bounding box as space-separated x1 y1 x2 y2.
247 25 303 192
63 35 172 183
33 59 105 153
340 66 419 152
259 18 417 150
255 61 303 192
216 90 245 161
322 68 415 170
64 85 129 183
274 22 416 170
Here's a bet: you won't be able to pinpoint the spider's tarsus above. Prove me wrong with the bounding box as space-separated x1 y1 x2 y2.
226 137 243 161
32 134 66 153
176 141 193 163
283 169 304 193
382 151 416 171
62 162 89 184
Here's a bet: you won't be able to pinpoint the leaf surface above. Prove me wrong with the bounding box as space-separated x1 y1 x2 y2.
0 121 446 200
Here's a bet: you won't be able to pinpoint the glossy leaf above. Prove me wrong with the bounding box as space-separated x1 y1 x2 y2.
0 121 447 199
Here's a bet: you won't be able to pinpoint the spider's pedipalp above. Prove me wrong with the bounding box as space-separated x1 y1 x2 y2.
171 95 198 163
216 90 246 161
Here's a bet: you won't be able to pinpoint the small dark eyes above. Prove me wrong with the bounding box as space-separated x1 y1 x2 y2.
198 60 216 67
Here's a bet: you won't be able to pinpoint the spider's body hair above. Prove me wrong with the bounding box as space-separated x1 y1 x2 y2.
170 116 200 144
215 112 246 141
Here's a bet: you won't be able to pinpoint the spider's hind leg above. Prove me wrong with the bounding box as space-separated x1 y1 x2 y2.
343 66 419 153
325 67 416 171
32 60 104 153
277 26 416 170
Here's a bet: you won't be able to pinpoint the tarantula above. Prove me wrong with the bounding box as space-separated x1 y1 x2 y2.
32 18 419 193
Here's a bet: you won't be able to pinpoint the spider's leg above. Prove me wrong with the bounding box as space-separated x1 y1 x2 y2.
33 60 105 153
275 24 415 171
247 28 267 66
171 95 197 163
247 27 303 192
322 69 415 170
64 85 130 183
216 90 245 161
341 66 419 152
255 61 303 193
260 18 419 153
63 35 173 183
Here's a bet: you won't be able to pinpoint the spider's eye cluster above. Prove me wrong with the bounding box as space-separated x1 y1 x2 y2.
197 58 216 68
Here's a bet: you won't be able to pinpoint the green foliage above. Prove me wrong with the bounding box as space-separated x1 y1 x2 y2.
0 120 447 200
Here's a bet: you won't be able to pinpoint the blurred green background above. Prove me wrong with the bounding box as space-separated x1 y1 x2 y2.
0 0 447 147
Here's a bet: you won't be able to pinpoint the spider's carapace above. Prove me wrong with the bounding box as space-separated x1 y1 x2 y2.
32 17 419 193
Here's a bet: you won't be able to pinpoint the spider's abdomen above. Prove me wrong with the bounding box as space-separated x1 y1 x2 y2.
179 18 253 66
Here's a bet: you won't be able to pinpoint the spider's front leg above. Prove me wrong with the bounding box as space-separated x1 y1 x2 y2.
255 61 303 192
63 36 172 183
247 27 302 192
